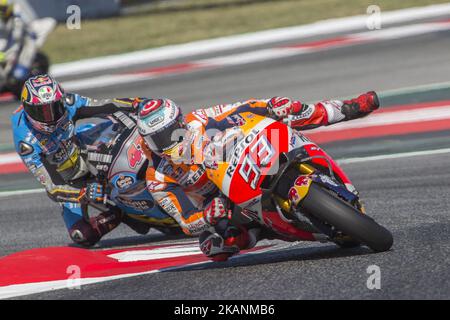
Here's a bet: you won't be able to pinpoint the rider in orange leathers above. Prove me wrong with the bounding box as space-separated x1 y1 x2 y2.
136 93 380 261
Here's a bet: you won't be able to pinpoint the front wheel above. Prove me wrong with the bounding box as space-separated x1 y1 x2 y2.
300 183 393 252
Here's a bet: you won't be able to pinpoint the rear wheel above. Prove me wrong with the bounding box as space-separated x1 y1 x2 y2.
300 183 393 252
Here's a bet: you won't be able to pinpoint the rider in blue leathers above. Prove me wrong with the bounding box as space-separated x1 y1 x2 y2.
11 74 148 246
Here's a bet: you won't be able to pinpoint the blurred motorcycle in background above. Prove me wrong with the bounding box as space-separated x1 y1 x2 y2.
0 16 55 98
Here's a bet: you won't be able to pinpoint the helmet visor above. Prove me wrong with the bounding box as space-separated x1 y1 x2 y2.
24 100 65 124
142 119 185 153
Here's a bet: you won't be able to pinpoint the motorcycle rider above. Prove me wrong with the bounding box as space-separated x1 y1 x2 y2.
135 93 380 261
11 74 150 247
0 0 53 92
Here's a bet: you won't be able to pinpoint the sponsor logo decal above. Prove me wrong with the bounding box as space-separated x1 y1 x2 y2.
115 175 135 189
183 167 205 186
292 104 315 121
226 128 260 178
127 139 144 169
18 142 34 156
31 75 52 86
117 197 154 211
38 86 54 102
226 114 246 126
288 176 312 205
139 99 163 118
147 181 166 192
159 198 180 215
192 110 208 123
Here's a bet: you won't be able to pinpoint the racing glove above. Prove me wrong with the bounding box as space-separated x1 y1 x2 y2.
267 96 302 119
80 182 107 204
203 197 230 226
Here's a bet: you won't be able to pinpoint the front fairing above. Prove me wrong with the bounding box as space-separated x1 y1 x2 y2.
76 119 118 148
109 176 177 227
206 113 290 207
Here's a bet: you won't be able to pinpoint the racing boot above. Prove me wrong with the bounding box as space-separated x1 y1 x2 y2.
341 91 380 120
69 209 123 247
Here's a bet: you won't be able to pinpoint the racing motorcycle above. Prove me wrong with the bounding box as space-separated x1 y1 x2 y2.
75 112 182 235
0 18 55 98
204 112 393 252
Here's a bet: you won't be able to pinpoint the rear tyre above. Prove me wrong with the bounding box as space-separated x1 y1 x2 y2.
300 183 393 252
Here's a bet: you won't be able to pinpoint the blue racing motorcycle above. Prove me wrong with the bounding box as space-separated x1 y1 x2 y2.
75 111 182 235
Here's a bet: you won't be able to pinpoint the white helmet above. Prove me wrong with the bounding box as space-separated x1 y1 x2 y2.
137 99 185 156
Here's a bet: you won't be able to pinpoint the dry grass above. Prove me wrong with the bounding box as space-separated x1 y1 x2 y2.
44 0 449 63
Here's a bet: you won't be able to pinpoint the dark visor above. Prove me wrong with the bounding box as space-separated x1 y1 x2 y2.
143 120 184 152
24 100 66 124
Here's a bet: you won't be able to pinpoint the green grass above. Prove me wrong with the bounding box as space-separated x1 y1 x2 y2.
44 0 449 63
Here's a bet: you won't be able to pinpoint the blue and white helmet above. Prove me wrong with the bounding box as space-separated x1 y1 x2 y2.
21 74 67 133
136 99 184 156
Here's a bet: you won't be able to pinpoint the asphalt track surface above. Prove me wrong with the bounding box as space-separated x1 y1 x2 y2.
1 17 450 299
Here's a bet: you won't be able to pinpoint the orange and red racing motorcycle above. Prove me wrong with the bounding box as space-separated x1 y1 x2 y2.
203 112 393 252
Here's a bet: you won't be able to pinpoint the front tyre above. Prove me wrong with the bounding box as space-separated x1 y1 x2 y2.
300 183 393 252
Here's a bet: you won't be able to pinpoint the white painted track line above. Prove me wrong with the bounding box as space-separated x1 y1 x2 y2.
2 148 450 198
337 148 450 164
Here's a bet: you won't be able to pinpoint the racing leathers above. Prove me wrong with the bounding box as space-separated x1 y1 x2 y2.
142 92 380 260
11 95 139 246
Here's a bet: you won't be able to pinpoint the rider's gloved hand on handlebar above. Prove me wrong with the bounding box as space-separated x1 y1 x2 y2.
81 182 107 203
267 97 301 120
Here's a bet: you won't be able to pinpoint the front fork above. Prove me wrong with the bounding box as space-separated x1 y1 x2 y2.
274 163 316 212
273 161 365 242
